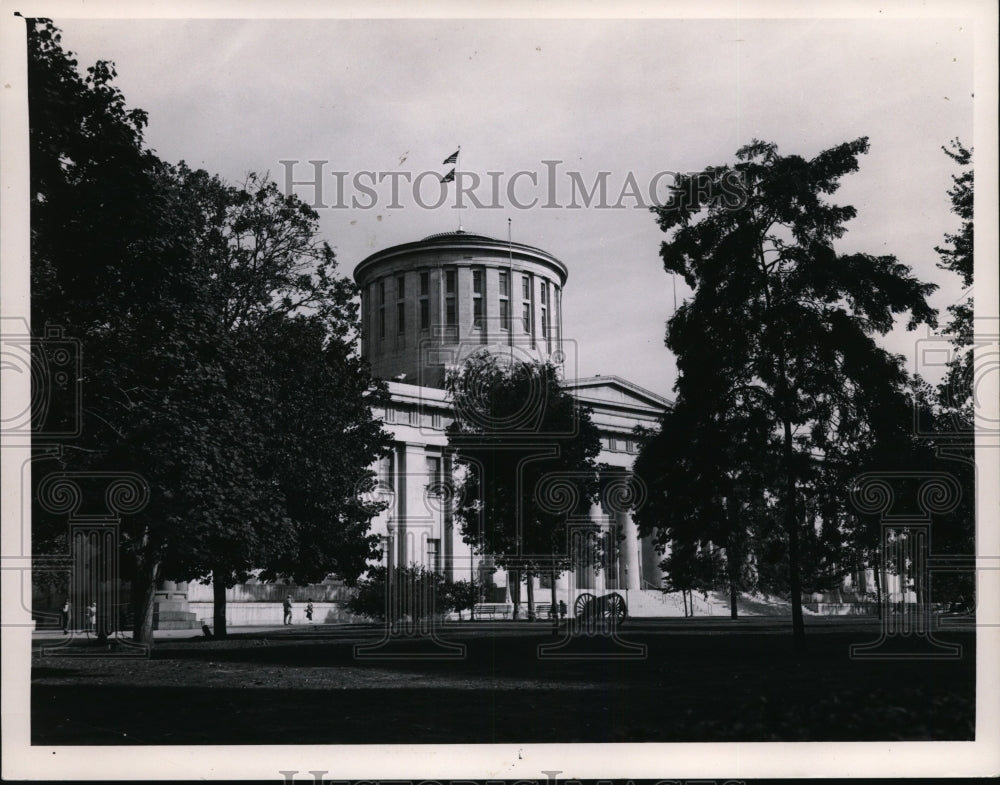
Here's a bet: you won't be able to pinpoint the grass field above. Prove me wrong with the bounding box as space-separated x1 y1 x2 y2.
31 617 975 745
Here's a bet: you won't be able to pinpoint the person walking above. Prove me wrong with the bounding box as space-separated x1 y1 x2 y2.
306 599 314 624
86 601 97 637
283 595 293 625
60 599 71 634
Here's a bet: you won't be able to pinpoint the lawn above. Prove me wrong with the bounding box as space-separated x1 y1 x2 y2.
31 617 975 745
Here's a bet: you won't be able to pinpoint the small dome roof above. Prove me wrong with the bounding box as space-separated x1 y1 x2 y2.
420 230 497 242
354 228 568 287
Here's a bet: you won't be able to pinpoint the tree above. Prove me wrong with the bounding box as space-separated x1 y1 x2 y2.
446 355 603 620
929 139 975 606
648 138 938 648
29 17 196 642
28 21 390 643
146 166 390 638
347 564 453 623
633 394 775 619
444 578 481 621
935 139 974 412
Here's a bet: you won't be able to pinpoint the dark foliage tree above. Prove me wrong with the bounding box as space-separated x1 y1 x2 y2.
928 139 976 606
647 137 938 647
28 20 390 643
935 139 974 413
444 578 482 621
347 564 454 622
446 355 602 620
633 399 775 618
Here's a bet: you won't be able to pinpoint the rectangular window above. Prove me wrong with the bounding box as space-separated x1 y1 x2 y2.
425 456 442 490
419 271 429 296
499 271 509 297
522 275 530 300
426 539 440 573
397 302 405 334
522 303 530 333
547 286 554 352
362 289 370 346
379 280 386 305
445 269 456 294
540 282 547 305
499 300 510 331
446 297 456 327
380 452 395 492
379 306 386 339
396 275 405 299
420 298 430 330
541 309 548 339
472 267 484 329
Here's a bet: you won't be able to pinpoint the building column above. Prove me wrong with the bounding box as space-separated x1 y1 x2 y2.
618 511 641 591
589 501 607 593
400 443 434 568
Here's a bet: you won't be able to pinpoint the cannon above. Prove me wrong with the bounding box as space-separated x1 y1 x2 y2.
574 591 627 625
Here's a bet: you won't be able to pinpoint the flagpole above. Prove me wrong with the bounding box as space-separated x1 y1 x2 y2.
456 145 462 233
508 217 514 361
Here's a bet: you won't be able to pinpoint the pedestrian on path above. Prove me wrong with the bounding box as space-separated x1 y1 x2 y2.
306 599 314 624
283 595 293 625
86 601 96 637
60 599 70 634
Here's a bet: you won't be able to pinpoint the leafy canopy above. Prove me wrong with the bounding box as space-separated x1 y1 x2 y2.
445 354 603 575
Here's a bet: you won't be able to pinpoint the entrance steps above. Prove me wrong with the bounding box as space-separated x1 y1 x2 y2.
624 589 800 618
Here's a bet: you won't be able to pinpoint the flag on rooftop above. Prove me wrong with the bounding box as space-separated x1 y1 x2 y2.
442 149 459 165
440 168 456 183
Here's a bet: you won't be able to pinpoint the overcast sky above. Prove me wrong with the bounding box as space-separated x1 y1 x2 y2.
51 15 975 396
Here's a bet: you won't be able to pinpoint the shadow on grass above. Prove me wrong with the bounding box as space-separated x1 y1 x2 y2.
32 679 974 745
32 626 975 745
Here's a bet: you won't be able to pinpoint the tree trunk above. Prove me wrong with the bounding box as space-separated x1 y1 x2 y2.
510 568 521 619
212 568 228 638
726 522 739 620
526 571 536 621
873 551 883 620
95 537 110 642
131 555 158 646
783 416 805 651
550 568 559 627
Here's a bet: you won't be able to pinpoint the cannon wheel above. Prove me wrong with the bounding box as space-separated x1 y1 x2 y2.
603 592 627 623
574 592 596 618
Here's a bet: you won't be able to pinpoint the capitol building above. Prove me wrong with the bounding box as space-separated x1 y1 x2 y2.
179 229 676 624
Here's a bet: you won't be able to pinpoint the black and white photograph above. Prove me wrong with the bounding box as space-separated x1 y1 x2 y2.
1 0 998 781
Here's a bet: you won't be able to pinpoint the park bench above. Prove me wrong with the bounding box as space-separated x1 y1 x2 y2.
473 603 512 620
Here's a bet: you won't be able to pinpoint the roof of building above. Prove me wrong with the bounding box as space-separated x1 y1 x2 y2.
561 374 673 413
354 229 569 286
421 230 497 242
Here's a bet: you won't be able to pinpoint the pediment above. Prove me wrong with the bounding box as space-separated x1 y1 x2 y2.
561 375 672 414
